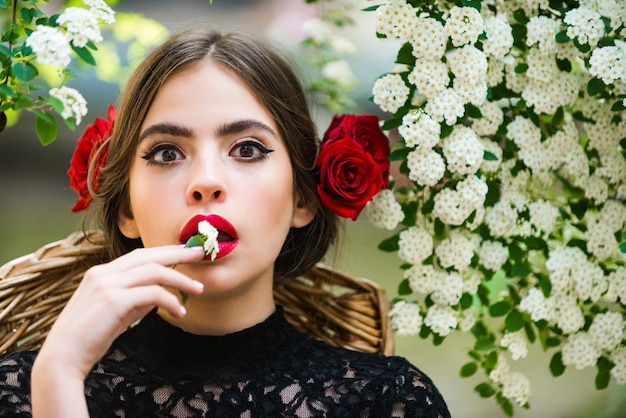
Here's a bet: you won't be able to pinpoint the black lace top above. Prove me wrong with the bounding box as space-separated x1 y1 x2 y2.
0 306 450 417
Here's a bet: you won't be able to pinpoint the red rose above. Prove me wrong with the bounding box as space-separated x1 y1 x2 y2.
316 138 384 221
68 104 116 212
322 114 390 187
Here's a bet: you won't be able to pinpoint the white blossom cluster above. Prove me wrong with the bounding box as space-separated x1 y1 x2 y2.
368 0 626 410
26 0 115 66
489 355 532 406
25 0 115 125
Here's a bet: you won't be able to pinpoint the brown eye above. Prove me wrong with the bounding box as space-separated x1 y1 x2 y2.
161 148 178 162
141 144 184 165
230 139 274 162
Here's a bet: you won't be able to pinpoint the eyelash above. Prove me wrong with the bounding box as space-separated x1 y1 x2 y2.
141 143 182 166
140 140 274 166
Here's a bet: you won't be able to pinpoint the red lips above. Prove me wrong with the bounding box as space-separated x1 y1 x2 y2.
180 214 239 260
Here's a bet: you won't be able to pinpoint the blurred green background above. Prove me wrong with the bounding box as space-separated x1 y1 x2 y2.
1 1 625 416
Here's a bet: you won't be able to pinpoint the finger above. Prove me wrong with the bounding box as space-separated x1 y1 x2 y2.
118 285 189 319
104 245 206 272
83 262 205 295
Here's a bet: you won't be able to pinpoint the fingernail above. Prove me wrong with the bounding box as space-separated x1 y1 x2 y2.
193 280 204 289
188 246 204 251
180 305 187 316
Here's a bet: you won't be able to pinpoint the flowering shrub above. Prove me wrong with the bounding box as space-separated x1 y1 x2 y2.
342 0 626 414
0 0 115 144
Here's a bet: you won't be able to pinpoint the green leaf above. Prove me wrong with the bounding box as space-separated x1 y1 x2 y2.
48 96 65 114
515 63 529 74
497 394 515 417
0 84 16 98
460 293 473 309
21 7 33 24
35 112 58 145
396 42 415 66
378 234 400 252
505 309 524 332
587 77 606 96
595 371 611 390
597 356 615 372
398 279 412 296
13 94 33 110
0 0 7 7
484 150 498 161
461 0 481 11
381 116 401 131
620 241 626 254
12 62 38 82
475 337 496 352
185 234 206 248
362 5 380 11
550 351 566 377
524 321 536 343
545 337 560 347
512 9 529 24
389 147 410 161
511 262 531 277
612 100 626 112
0 44 12 59
555 31 570 43
460 362 478 377
466 103 482 118
485 350 498 369
475 383 496 398
72 45 96 65
540 276 552 297
489 300 511 317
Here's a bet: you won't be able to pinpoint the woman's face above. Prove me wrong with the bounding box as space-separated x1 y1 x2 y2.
118 60 314 298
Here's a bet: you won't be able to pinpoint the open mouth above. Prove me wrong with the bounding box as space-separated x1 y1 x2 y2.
180 214 239 259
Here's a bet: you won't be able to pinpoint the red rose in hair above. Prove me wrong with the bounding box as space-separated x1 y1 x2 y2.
322 114 390 187
68 104 116 212
316 138 384 221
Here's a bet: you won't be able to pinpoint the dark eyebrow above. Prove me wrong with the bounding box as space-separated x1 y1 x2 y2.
138 123 194 142
216 119 278 139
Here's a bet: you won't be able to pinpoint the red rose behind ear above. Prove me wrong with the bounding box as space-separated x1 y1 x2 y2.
68 104 116 212
322 114 390 188
316 114 390 220
316 138 383 220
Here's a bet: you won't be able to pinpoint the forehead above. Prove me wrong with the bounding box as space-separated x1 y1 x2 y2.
140 60 279 137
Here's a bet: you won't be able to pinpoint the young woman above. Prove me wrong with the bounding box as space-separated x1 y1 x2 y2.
0 27 450 417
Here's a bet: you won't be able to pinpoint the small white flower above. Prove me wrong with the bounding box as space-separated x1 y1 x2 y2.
366 189 404 230
500 331 529 360
57 7 103 48
562 332 601 370
83 0 116 24
372 73 410 114
390 301 423 337
424 304 458 337
501 371 532 406
198 220 219 261
26 26 72 67
49 86 88 125
398 226 433 265
444 6 484 47
321 60 358 90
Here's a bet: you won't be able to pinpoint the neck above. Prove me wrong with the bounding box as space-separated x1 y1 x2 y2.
158 286 276 336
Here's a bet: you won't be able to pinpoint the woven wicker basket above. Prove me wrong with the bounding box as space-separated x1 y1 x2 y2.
0 231 394 356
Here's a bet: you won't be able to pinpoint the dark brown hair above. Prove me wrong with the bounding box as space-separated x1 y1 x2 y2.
92 27 338 279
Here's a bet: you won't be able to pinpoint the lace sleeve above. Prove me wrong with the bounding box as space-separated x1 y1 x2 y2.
0 351 35 417
379 358 451 418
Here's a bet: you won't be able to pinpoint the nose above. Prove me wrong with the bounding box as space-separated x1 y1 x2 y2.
185 154 227 205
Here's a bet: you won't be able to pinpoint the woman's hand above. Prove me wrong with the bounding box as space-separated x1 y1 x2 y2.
31 245 205 417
